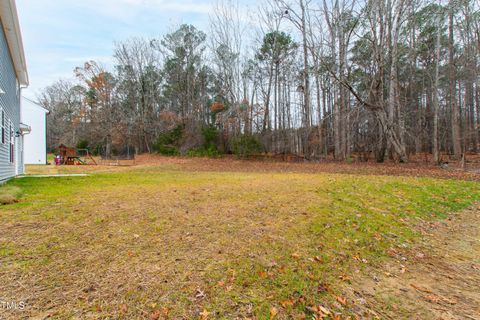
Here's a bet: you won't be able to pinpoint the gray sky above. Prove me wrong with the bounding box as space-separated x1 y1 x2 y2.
17 0 237 99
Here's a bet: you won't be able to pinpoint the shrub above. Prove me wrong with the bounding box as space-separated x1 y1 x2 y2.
153 125 183 156
185 125 222 158
231 135 263 158
201 125 218 148
91 144 102 156
76 140 89 150
0 185 21 205
187 145 221 158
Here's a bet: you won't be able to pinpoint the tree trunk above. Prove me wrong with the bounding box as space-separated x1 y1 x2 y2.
449 1 462 158
300 0 310 157
375 108 408 162
432 19 441 164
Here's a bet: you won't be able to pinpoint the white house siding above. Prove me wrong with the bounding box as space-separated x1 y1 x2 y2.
0 19 21 182
21 98 47 165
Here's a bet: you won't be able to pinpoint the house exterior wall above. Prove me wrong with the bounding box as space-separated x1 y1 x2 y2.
0 19 21 182
22 99 47 164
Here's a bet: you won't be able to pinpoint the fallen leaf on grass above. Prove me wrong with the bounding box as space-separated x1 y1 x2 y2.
415 252 425 259
338 274 351 282
308 256 323 263
306 305 331 317
424 294 441 303
149 310 161 320
119 304 128 313
318 306 331 315
161 307 170 316
200 309 209 319
317 282 329 293
387 248 398 257
336 296 347 306
280 299 295 308
291 252 301 259
270 307 278 318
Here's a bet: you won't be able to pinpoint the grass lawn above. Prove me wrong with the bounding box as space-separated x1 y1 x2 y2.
0 161 479 319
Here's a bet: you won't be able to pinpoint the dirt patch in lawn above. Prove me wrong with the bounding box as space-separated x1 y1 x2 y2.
350 203 480 319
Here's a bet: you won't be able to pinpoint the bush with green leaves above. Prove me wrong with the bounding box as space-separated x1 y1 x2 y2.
153 125 183 156
186 125 221 157
201 125 218 148
76 140 89 150
187 145 221 158
231 135 263 158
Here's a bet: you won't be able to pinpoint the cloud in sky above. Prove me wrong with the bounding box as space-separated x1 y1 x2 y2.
16 0 216 99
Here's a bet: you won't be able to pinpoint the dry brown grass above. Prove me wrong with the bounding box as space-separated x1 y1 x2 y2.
0 185 21 205
28 154 480 180
349 204 480 319
0 158 478 319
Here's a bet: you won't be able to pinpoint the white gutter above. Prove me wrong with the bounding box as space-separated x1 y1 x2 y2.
0 0 28 86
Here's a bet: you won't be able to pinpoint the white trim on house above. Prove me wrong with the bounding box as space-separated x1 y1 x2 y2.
0 0 28 86
19 122 30 134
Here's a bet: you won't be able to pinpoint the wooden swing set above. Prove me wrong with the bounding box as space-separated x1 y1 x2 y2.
58 144 97 165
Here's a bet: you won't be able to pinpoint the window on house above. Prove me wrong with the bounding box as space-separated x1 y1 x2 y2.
9 120 14 163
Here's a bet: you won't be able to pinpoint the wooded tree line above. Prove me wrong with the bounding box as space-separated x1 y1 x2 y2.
40 0 480 163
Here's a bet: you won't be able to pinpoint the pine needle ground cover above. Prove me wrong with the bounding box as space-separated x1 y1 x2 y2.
0 163 479 319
